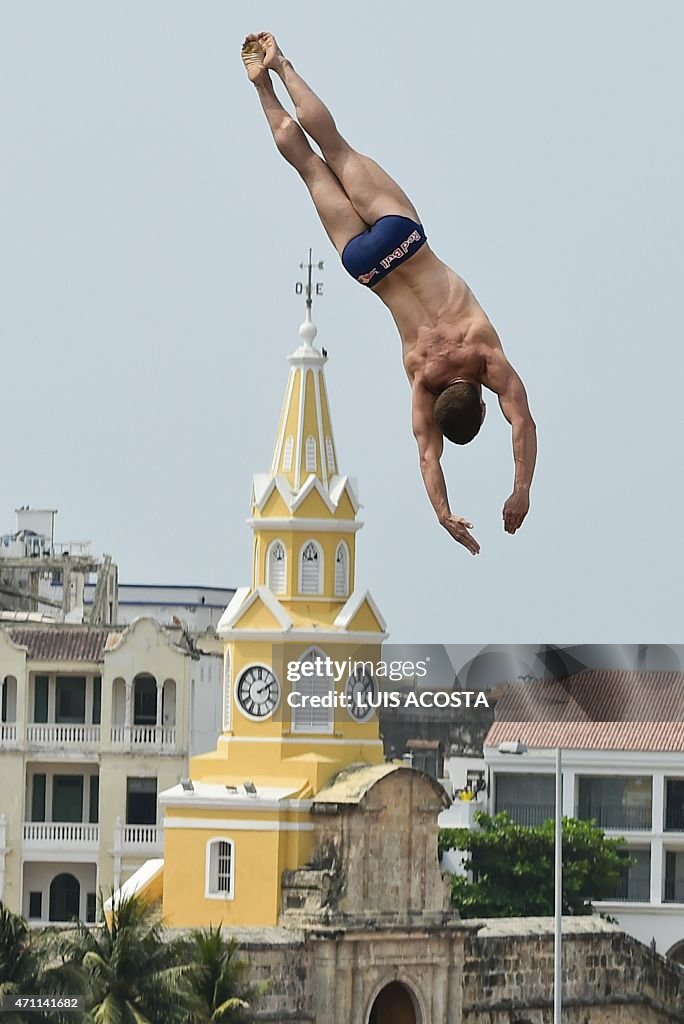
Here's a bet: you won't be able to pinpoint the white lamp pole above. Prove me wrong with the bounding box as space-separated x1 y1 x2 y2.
553 746 562 1024
498 741 563 1023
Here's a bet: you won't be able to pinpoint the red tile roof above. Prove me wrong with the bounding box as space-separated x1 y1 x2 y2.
485 670 684 752
7 627 112 663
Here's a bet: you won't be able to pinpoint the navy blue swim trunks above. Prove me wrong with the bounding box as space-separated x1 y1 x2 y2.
341 214 427 288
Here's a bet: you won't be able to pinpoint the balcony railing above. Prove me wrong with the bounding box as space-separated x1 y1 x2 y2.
578 803 652 831
122 824 161 849
23 822 100 849
664 879 684 903
27 724 101 746
611 878 651 902
110 726 176 749
495 802 556 827
0 723 17 745
665 807 684 832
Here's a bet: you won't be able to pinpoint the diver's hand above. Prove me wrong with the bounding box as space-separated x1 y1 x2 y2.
440 514 480 555
503 489 530 534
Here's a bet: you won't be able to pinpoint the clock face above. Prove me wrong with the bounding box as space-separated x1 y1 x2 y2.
345 668 377 722
236 665 281 720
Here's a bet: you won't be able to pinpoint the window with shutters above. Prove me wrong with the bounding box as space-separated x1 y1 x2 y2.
206 839 235 898
283 436 294 472
335 542 350 597
325 436 336 473
305 436 317 472
267 540 287 594
291 648 334 734
299 541 323 595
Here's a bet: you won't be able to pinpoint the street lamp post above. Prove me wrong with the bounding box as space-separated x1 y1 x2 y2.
498 741 563 1024
553 746 562 1024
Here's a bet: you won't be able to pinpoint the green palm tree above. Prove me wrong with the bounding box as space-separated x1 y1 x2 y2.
181 927 260 1023
61 891 190 1024
0 902 40 1021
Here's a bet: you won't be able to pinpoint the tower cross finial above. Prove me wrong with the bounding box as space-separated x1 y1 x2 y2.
296 250 324 348
297 249 324 313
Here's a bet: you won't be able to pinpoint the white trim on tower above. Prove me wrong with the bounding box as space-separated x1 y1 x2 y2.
271 369 296 474
293 369 308 490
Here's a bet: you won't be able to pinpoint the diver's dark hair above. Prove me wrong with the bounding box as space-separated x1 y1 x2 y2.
434 382 482 445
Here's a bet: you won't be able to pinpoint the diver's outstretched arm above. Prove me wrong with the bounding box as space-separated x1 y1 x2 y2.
412 385 481 555
484 350 537 534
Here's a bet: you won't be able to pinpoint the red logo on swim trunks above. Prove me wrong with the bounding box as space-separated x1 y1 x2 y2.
379 229 421 271
358 268 379 285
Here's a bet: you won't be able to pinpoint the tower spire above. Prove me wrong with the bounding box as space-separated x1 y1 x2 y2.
266 251 340 488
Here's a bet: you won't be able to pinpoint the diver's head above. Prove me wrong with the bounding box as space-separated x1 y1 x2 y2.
434 380 486 445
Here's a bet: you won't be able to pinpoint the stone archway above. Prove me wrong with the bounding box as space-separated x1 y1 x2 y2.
368 981 418 1024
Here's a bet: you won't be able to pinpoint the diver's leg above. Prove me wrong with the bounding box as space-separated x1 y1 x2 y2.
242 37 368 252
258 32 420 226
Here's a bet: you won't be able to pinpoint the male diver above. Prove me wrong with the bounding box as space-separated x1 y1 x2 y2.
241 32 537 555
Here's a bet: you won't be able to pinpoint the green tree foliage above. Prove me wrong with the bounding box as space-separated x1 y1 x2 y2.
0 903 38 993
439 812 631 918
58 891 190 1023
180 926 260 1023
0 905 80 1024
0 903 40 1022
0 896 262 1024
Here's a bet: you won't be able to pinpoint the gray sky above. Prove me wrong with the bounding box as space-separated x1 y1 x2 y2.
2 2 683 642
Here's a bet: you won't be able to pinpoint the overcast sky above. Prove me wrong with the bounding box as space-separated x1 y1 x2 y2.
2 2 682 642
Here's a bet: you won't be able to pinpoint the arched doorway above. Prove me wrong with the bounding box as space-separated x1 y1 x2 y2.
369 982 418 1024
49 873 80 922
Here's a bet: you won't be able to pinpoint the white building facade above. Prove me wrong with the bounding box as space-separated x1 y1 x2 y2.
0 618 199 924
484 676 684 961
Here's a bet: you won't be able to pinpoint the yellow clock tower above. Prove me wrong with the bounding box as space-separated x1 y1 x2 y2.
156 273 388 927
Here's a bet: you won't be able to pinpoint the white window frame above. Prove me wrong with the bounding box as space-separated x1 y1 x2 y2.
205 838 235 900
325 436 336 474
334 541 350 597
305 436 317 473
290 647 335 734
266 539 287 595
222 654 232 731
253 538 260 588
299 540 324 595
283 436 294 472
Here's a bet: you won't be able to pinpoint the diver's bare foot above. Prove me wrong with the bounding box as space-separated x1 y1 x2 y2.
241 34 266 82
258 32 288 74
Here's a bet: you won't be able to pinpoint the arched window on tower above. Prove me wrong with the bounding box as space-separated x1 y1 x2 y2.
282 436 294 472
305 436 317 472
335 542 350 597
334 542 350 597
291 648 335 733
267 540 287 595
299 541 323 595
325 437 336 474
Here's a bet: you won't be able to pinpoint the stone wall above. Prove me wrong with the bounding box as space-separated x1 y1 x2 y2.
233 917 684 1024
305 769 452 923
461 918 684 1024
221 927 313 1023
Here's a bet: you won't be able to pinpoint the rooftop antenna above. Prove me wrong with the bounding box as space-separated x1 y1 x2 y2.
296 249 324 348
